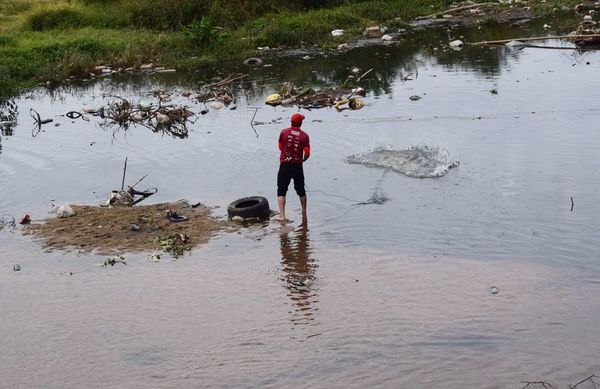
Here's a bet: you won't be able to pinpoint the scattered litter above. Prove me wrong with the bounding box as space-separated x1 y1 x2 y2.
409 95 422 101
490 286 499 294
13 264 21 272
365 26 381 38
449 39 464 50
381 34 393 41
148 252 162 262
243 57 263 66
56 205 76 218
489 87 498 94
210 101 225 109
101 254 127 267
337 43 350 52
0 215 16 229
19 214 31 224
196 73 247 108
331 29 344 37
166 210 188 222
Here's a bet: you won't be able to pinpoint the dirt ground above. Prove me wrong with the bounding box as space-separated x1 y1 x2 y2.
24 201 230 256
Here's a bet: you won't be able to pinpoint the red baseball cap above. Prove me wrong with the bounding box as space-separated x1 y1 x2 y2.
291 113 305 124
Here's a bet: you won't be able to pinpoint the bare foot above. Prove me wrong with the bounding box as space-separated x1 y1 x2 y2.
272 215 293 223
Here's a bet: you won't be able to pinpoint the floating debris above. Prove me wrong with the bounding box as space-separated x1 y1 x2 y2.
100 95 195 138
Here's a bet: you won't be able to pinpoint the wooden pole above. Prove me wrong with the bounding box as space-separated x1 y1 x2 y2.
469 34 600 46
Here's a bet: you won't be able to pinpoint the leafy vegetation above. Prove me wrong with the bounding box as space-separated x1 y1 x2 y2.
0 0 577 96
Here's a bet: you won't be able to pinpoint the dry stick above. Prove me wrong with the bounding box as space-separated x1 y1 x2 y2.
416 2 497 19
121 157 128 191
571 374 596 388
469 34 600 46
29 108 52 127
250 108 259 138
522 44 600 51
129 174 147 190
571 197 574 212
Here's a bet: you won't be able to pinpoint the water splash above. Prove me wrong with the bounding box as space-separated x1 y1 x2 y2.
347 146 459 178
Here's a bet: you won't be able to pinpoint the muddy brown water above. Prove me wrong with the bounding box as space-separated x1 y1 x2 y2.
3 20 600 388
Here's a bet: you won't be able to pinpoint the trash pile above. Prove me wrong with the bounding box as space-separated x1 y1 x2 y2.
99 94 196 138
265 69 371 110
0 100 18 136
572 14 600 46
196 73 247 109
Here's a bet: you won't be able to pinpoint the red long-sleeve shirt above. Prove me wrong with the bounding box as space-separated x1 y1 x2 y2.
278 126 310 164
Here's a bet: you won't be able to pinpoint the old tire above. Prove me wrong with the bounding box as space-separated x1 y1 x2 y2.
227 196 270 219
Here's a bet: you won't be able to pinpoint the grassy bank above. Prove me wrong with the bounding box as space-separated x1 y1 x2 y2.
0 0 578 96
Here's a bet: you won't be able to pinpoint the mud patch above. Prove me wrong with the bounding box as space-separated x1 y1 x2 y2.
24 201 230 255
347 146 459 178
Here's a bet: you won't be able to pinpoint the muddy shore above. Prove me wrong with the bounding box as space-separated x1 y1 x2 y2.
24 201 230 256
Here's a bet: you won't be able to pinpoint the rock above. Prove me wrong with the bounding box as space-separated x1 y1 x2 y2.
331 29 344 37
243 57 263 66
409 95 421 101
139 63 153 70
364 26 381 38
13 264 21 272
210 101 225 109
381 34 393 41
337 43 350 52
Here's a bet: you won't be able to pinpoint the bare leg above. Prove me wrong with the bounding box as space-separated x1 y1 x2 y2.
300 195 307 223
276 196 286 221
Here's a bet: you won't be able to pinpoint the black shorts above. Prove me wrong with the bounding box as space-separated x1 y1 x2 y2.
277 163 306 197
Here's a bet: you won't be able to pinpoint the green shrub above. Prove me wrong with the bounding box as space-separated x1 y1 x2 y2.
24 5 88 30
122 0 208 30
182 17 226 48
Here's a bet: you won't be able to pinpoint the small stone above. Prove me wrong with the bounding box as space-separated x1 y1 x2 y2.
13 264 21 272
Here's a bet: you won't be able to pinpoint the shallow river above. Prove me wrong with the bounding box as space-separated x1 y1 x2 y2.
2 20 600 388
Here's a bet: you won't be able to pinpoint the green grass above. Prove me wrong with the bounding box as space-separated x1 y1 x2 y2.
0 0 569 97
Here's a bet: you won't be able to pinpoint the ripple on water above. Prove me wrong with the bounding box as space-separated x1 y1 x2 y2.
347 146 459 178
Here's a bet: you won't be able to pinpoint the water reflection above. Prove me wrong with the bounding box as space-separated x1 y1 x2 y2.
279 224 319 327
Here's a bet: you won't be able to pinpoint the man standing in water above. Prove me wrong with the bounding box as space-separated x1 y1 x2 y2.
276 113 310 223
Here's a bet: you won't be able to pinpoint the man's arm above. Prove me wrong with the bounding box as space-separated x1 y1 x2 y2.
303 135 310 161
